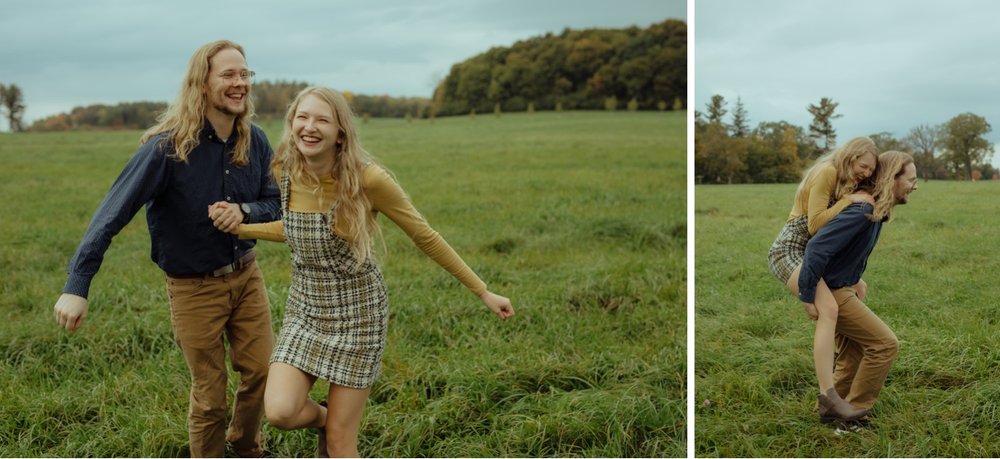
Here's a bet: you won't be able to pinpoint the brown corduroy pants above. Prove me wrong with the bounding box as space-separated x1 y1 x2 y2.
166 261 274 457
831 287 900 410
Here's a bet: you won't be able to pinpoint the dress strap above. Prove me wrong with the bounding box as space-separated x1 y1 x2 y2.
279 172 291 212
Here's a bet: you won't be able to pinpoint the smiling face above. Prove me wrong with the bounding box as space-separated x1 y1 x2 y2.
852 152 877 184
292 93 343 172
204 47 249 119
893 162 918 204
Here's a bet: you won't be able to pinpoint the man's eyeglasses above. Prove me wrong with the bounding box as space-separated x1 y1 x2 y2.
218 70 255 83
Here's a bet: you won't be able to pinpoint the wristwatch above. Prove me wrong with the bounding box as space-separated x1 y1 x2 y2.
240 203 252 223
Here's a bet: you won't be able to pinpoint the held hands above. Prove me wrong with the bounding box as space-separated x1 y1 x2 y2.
480 291 515 320
208 202 244 234
54 293 89 332
848 191 875 206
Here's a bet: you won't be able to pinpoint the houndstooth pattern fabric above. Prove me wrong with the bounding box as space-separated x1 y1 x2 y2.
768 215 810 284
270 173 389 388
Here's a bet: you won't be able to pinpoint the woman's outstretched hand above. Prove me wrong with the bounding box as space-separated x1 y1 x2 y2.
480 291 515 320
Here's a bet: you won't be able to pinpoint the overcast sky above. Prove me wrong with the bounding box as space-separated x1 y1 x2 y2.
0 0 685 127
696 0 1000 153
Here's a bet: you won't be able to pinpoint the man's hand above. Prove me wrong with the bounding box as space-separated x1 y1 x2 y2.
802 302 818 321
208 202 244 234
54 293 89 332
848 191 875 206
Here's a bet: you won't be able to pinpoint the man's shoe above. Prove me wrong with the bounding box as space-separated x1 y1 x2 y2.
847 415 877 430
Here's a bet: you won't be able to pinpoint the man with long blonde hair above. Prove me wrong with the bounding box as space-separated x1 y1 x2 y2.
53 40 280 457
798 150 918 427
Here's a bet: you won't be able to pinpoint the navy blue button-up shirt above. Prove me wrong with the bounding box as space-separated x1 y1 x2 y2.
798 203 885 303
63 120 280 298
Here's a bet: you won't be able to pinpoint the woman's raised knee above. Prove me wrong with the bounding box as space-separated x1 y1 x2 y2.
264 396 301 430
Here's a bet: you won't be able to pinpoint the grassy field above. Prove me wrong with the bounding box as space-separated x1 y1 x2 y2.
695 181 1000 457
0 111 685 457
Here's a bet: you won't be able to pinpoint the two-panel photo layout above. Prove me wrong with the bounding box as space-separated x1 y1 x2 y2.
2 0 999 458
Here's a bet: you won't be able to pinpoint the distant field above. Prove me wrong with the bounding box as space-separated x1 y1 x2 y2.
695 181 1000 457
0 111 685 457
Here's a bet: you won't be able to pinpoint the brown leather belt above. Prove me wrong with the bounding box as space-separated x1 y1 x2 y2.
166 251 256 279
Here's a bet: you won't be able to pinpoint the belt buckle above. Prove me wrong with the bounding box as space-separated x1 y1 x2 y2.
211 262 237 277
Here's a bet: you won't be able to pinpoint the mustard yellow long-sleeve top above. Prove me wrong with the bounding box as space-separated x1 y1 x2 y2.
788 164 853 235
239 165 488 296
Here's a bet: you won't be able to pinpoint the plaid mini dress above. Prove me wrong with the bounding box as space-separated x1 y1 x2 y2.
271 174 389 388
767 215 810 284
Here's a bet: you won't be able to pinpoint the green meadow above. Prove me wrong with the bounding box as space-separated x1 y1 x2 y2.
0 111 685 457
695 182 1000 457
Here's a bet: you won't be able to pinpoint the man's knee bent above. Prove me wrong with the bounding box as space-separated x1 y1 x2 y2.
869 333 899 362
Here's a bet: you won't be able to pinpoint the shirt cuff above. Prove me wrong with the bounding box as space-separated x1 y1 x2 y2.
63 273 94 299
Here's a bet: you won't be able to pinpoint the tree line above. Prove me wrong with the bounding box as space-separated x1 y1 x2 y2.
431 19 685 116
253 80 432 119
28 81 434 132
16 20 679 132
695 94 996 184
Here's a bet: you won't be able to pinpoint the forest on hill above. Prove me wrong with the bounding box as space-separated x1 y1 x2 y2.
432 19 685 116
25 18 684 131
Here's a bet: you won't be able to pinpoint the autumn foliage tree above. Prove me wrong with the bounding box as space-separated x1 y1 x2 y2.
433 19 685 116
695 95 802 184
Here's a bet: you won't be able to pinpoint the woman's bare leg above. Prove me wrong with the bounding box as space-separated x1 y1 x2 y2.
324 384 371 458
264 362 326 430
787 265 838 393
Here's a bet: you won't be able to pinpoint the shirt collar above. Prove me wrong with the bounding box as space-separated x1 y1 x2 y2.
201 118 239 145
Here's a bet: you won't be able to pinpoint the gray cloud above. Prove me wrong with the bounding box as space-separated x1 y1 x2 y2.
696 0 1000 150
0 0 683 125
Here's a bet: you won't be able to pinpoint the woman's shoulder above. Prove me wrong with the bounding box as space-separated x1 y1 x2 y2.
807 163 838 187
362 162 394 187
817 163 838 177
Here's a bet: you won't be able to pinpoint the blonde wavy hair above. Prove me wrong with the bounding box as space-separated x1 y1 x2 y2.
141 40 255 166
866 150 914 222
271 86 382 263
796 136 879 202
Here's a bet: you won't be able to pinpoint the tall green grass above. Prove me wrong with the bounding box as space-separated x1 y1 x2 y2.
0 111 685 457
695 182 1000 457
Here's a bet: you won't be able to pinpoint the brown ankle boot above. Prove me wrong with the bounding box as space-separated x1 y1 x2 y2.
818 388 869 423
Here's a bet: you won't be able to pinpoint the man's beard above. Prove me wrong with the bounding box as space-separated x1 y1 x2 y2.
214 103 244 117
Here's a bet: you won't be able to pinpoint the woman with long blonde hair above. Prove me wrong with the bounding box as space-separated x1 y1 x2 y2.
218 86 514 456
767 136 878 424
